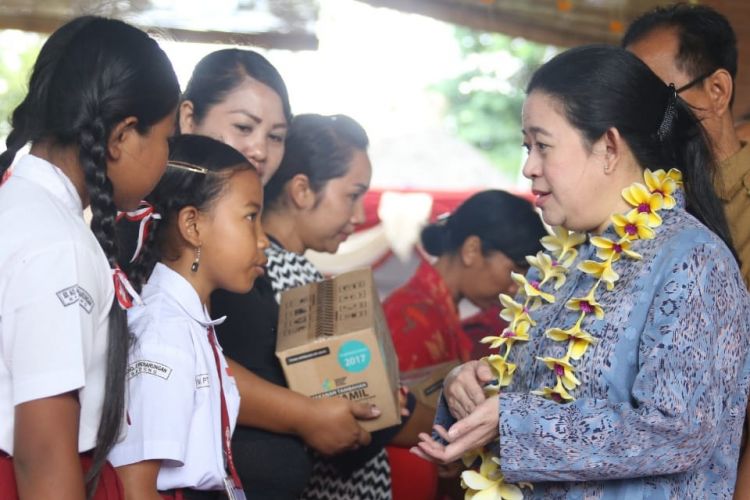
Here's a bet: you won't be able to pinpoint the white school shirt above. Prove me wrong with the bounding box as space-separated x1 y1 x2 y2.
0 154 114 455
109 263 240 491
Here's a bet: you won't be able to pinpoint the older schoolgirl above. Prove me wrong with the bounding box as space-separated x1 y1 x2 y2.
0 16 178 499
109 134 267 500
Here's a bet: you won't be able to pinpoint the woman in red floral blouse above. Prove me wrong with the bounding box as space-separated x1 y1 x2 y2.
383 190 546 499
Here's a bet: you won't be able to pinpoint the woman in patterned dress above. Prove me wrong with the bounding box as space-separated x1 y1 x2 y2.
414 45 750 499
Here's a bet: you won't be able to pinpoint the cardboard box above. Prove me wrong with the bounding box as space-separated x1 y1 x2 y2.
400 360 460 409
275 268 401 432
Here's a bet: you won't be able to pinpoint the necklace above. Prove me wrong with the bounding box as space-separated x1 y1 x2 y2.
460 168 683 499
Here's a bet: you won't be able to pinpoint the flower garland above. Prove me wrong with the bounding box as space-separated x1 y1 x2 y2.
459 168 683 500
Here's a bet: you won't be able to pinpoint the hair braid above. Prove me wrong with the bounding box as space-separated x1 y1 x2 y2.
77 118 130 495
128 214 162 293
0 100 34 173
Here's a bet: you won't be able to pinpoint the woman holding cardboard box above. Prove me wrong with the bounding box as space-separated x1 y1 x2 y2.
214 113 428 499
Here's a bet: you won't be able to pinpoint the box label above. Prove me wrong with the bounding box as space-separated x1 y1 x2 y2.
337 340 371 373
286 347 331 365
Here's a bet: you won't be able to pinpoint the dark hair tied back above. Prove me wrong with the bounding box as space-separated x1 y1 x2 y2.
420 190 546 264
264 113 369 209
182 48 292 127
527 45 735 261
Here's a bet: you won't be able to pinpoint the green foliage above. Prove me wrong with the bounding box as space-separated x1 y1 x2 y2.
0 31 44 140
432 28 558 178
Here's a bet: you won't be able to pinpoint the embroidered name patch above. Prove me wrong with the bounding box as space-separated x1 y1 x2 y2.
127 360 172 380
56 285 94 314
195 373 210 389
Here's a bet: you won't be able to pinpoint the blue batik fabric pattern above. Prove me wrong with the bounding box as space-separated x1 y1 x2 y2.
436 193 750 499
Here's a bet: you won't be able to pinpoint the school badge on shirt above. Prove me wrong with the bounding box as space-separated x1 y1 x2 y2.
56 284 94 313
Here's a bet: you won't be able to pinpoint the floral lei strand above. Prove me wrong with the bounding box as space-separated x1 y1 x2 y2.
458 168 683 500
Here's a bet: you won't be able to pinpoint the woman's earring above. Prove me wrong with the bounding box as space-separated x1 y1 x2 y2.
191 246 201 273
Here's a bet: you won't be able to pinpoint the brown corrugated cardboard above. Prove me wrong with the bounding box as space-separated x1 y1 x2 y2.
399 360 460 408
275 268 401 432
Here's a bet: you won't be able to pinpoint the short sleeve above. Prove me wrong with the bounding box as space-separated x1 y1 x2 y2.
108 332 195 467
2 242 107 405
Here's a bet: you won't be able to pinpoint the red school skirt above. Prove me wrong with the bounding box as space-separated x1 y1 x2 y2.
0 452 124 499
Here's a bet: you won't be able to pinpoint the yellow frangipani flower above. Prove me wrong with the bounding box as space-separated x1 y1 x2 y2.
644 169 679 209
540 226 587 268
612 210 655 241
538 356 580 390
566 288 605 319
622 182 664 227
578 259 619 291
526 251 567 289
512 272 555 304
590 236 642 262
481 319 530 349
461 453 524 500
485 355 517 387
649 168 683 187
499 294 536 326
532 377 575 403
545 315 598 360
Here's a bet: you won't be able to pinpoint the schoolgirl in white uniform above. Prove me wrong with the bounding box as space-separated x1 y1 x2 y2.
109 135 267 500
0 16 178 499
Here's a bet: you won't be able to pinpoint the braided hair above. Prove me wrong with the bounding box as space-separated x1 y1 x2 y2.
0 16 179 495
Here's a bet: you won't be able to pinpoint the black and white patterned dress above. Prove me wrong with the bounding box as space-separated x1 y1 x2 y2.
266 239 392 500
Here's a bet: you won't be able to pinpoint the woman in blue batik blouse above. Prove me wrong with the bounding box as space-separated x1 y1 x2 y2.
413 45 750 499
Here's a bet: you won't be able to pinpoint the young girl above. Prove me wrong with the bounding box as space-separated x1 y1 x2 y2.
214 113 425 500
0 16 179 499
109 134 267 499
165 50 380 499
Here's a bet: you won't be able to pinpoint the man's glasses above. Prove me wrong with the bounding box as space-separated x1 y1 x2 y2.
676 68 717 94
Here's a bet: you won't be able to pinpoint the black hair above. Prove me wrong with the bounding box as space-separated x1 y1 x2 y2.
128 134 254 291
182 48 292 126
527 44 734 260
421 190 546 264
264 113 369 209
622 3 737 103
0 16 179 495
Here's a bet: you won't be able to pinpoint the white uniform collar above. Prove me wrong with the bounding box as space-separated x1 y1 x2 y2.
148 263 226 328
11 154 84 216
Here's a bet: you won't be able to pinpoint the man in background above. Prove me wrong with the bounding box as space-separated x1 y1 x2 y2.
624 5 750 498
624 3 749 287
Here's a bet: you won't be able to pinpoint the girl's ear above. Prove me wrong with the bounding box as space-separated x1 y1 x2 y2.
459 235 482 267
287 173 316 210
179 101 196 134
107 116 139 161
176 205 203 247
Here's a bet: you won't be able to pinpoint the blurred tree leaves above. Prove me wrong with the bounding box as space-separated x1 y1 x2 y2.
432 28 558 178
0 32 43 140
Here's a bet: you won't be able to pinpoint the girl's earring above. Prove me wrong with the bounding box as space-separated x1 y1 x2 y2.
191 246 201 273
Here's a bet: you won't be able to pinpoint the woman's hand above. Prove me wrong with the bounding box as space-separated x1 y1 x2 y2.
410 395 500 464
443 360 495 419
298 397 380 456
